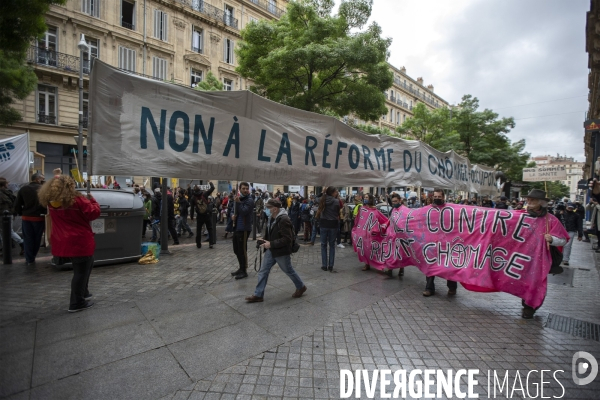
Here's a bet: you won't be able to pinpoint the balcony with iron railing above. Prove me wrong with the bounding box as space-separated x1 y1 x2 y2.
27 46 80 74
38 113 57 125
248 0 286 18
121 20 135 30
176 0 239 29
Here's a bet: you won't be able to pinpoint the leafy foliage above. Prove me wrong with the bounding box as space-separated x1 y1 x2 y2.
395 102 458 151
527 181 571 200
194 71 223 91
355 123 396 137
236 0 392 121
396 95 528 182
0 0 67 125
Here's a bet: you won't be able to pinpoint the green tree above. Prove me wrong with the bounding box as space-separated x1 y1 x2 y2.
355 123 396 137
0 0 66 125
527 181 570 200
395 102 458 151
395 94 530 180
451 95 516 167
194 71 223 91
236 0 393 121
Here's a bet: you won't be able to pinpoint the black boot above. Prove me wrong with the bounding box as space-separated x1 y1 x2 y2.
235 270 248 280
231 268 242 276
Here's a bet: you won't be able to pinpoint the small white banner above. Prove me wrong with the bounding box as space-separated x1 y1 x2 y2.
522 166 567 182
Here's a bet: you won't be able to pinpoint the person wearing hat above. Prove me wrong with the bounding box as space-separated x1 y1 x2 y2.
521 189 569 319
557 202 583 266
245 198 306 302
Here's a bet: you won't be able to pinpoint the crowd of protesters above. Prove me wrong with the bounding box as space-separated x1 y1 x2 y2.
1 175 597 316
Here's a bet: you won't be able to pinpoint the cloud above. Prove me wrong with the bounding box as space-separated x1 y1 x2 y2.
341 0 590 161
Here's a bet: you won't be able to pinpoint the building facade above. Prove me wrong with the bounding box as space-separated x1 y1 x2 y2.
0 0 287 184
1 0 449 191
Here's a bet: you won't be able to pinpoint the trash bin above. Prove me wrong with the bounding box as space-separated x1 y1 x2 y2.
52 189 145 267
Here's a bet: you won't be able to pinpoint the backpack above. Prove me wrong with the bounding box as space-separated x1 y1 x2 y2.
195 196 208 214
301 205 311 222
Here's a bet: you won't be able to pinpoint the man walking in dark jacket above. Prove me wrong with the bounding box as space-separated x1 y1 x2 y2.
559 203 583 266
0 177 24 255
245 198 306 302
13 173 46 265
231 182 255 279
190 181 215 249
176 190 193 238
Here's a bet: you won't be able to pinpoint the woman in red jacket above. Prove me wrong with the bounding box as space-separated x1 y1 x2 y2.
38 175 101 312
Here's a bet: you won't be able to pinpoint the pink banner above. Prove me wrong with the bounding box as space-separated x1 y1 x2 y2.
352 204 569 308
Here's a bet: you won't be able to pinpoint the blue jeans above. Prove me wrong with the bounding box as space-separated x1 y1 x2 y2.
254 250 304 298
310 222 318 243
320 227 337 268
22 220 45 263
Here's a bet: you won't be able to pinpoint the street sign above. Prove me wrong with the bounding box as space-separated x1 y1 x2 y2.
522 166 567 182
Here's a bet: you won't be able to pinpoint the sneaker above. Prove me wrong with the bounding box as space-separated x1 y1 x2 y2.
563 261 569 266
84 293 93 300
68 301 94 313
292 285 307 298
337 243 345 249
321 266 328 271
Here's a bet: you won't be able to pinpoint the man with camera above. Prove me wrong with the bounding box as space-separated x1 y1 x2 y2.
245 198 307 302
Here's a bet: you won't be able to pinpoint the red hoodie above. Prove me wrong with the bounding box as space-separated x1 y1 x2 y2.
48 196 101 257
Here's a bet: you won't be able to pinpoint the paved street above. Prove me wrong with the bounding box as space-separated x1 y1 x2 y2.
1 233 599 399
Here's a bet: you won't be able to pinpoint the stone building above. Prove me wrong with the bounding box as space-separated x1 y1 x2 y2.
0 0 448 193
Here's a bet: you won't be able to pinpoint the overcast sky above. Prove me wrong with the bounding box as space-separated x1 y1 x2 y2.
336 0 589 161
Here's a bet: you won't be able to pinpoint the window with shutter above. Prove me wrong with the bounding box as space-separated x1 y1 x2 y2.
154 10 168 41
224 39 234 64
192 26 202 53
118 46 136 72
82 0 100 18
152 56 167 80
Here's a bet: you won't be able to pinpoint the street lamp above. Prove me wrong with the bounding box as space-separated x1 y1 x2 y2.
77 34 90 184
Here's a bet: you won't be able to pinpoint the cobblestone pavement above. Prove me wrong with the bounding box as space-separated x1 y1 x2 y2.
1 233 599 399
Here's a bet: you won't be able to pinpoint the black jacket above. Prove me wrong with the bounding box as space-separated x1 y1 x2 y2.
151 195 161 219
319 195 340 229
178 196 189 218
560 210 583 237
234 195 255 231
0 188 15 214
264 211 294 258
14 182 46 217
190 182 215 219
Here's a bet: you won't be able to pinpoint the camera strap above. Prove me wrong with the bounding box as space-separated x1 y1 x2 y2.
254 247 262 272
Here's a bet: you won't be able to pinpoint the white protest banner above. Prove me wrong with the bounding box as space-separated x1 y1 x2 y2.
0 133 29 184
522 166 567 182
90 61 498 194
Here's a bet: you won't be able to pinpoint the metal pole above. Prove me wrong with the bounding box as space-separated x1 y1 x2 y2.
251 211 257 241
2 211 13 265
160 177 170 254
211 208 217 245
78 45 84 180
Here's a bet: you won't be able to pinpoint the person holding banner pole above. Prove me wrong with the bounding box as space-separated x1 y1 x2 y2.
390 193 404 277
423 189 458 297
361 194 378 272
521 189 569 319
231 182 255 280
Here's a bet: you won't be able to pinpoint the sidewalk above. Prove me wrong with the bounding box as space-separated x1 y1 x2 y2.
1 238 599 399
